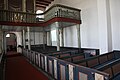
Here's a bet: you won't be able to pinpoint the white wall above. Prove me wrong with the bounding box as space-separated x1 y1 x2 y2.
46 0 120 54
64 26 78 47
49 0 99 48
110 0 120 50
26 32 43 45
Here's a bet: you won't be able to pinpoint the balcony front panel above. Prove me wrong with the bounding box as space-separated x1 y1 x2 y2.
0 4 81 27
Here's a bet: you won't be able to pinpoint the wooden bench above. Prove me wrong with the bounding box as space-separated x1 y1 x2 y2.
97 58 120 80
59 53 85 62
73 51 117 68
48 50 79 58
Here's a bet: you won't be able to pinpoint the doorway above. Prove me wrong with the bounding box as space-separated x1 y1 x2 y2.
6 33 17 51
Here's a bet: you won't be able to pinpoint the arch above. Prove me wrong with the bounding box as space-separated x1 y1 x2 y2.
5 33 17 53
4 31 22 53
36 10 44 21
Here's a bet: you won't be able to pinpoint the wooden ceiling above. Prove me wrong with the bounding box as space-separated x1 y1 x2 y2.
36 0 54 11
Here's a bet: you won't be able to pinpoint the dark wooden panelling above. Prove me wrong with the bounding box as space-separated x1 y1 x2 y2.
99 56 108 64
36 0 54 10
88 58 99 67
104 68 113 78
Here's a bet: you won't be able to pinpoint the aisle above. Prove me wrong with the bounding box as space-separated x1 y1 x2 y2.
5 52 48 80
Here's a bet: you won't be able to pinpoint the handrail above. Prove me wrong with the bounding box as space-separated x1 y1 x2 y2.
97 58 120 71
73 51 114 64
97 58 120 80
48 50 78 56
0 53 4 63
59 53 84 59
0 9 36 15
44 4 81 14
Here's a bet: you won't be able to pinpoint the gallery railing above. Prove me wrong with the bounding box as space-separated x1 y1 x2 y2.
44 4 81 21
22 49 109 80
0 10 37 23
0 4 81 24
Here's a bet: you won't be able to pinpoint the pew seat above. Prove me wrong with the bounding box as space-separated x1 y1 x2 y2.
93 58 115 69
113 74 120 80
97 58 120 79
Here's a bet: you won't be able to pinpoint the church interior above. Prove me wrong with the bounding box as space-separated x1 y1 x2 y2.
0 0 120 80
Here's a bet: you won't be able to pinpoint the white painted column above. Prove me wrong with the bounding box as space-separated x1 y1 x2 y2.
23 29 26 48
76 24 81 48
56 22 60 51
43 30 47 49
50 31 52 46
60 28 64 47
0 27 3 54
22 0 26 22
45 32 47 45
33 0 36 13
2 31 4 53
27 27 31 50
97 0 112 54
22 0 26 12
3 0 8 21
34 32 35 45
47 31 52 46
3 32 7 54
4 0 8 10
33 0 36 22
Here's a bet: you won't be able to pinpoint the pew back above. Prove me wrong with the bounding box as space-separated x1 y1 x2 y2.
22 49 109 80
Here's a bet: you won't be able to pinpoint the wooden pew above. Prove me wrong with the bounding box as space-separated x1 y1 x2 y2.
97 58 120 80
59 53 85 62
73 51 117 68
48 50 79 58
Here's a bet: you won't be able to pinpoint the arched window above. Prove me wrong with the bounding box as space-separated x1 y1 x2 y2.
6 34 10 37
36 10 44 21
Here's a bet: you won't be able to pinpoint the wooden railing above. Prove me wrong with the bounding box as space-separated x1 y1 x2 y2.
44 4 81 21
0 53 5 80
22 49 109 80
0 4 81 24
0 10 37 23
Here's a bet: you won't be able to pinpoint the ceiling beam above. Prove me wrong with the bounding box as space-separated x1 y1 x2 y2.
36 1 49 6
36 7 45 11
36 0 51 4
36 4 46 8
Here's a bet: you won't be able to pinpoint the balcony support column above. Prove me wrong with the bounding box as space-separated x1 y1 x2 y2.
22 29 26 48
3 32 7 54
0 27 3 54
76 24 81 48
33 0 36 13
56 22 60 51
4 0 8 10
22 0 26 12
43 30 47 50
60 28 64 47
27 27 31 50
47 31 52 46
